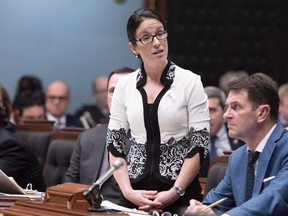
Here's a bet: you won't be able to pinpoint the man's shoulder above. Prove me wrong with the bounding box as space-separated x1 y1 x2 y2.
79 124 108 139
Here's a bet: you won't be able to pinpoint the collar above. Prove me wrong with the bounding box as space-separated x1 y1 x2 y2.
248 123 277 153
136 59 175 88
215 124 226 139
46 112 66 124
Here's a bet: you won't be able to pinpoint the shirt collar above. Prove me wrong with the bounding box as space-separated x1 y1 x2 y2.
248 124 277 153
136 59 175 88
46 112 66 124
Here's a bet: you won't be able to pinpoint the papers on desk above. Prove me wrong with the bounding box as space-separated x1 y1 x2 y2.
101 200 149 216
0 170 43 200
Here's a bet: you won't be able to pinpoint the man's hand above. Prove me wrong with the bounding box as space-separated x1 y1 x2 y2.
183 199 216 216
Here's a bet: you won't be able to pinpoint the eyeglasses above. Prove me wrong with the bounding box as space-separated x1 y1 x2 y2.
136 31 168 45
46 96 68 101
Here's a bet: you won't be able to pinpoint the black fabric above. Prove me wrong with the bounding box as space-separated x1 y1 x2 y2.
0 125 46 192
118 173 201 215
209 135 217 163
245 150 260 201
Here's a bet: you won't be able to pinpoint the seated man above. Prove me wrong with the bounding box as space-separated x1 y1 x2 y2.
278 83 288 128
12 90 46 124
199 86 244 177
184 73 288 215
45 80 83 129
0 84 46 192
75 75 110 127
65 67 134 203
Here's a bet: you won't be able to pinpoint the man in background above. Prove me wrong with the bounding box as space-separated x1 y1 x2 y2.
278 83 288 128
65 67 134 203
12 90 46 124
45 80 83 129
75 75 109 128
0 84 46 192
200 86 244 177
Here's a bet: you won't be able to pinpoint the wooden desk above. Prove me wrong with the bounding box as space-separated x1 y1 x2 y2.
2 200 127 216
1 183 128 216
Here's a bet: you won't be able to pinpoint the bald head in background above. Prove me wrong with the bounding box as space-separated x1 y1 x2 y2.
45 80 70 119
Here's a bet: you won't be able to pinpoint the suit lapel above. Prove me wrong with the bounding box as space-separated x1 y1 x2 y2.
92 124 108 182
253 123 283 195
234 148 249 204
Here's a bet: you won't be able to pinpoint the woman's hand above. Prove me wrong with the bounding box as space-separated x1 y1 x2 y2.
150 188 179 209
124 189 162 211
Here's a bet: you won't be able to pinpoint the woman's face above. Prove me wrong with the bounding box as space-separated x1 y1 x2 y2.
129 18 168 66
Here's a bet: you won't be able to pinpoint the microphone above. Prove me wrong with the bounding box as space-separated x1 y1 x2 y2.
85 160 123 194
84 111 97 127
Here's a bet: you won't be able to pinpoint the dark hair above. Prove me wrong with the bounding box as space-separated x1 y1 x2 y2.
107 67 135 89
126 8 167 45
16 75 43 95
204 86 226 109
0 84 12 120
227 73 279 121
13 90 45 116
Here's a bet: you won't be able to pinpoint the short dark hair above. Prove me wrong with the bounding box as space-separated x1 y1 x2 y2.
16 75 43 94
107 67 135 89
204 86 226 109
13 90 45 116
126 8 167 45
0 84 11 126
227 73 279 121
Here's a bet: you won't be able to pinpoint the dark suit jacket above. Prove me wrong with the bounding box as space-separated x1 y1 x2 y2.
204 123 288 215
0 123 46 192
66 114 84 128
64 124 131 204
75 105 109 126
199 123 244 177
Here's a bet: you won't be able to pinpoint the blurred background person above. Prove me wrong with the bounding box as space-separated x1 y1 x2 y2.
278 83 288 128
0 84 12 122
65 67 134 203
12 90 46 124
219 70 248 96
12 75 44 121
45 80 83 129
0 83 46 192
75 75 110 128
199 86 244 177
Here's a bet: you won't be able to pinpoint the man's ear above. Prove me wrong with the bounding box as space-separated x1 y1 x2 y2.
257 104 270 122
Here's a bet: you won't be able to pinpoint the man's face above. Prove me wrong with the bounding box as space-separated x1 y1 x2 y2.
224 90 258 142
208 98 225 136
279 95 288 123
93 76 108 110
107 73 128 110
45 82 70 118
21 105 46 122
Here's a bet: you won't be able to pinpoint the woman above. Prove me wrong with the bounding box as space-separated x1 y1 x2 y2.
107 8 210 214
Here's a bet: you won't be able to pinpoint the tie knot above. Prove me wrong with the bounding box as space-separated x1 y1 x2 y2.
248 150 260 164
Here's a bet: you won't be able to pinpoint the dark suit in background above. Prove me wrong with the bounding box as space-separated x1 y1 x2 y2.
199 124 244 177
65 124 131 203
0 122 46 192
66 114 84 128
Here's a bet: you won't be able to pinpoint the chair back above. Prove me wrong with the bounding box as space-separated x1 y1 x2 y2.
42 127 84 187
203 151 231 199
15 120 55 169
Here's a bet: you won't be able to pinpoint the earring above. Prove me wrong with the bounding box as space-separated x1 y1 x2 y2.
135 54 139 58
